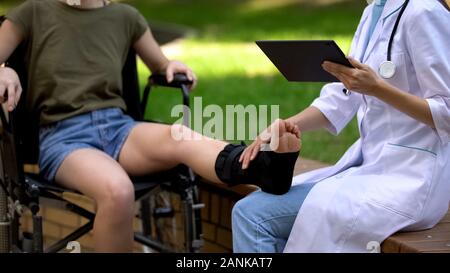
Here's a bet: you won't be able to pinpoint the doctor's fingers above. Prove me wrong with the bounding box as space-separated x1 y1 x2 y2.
239 144 250 162
335 74 355 91
241 145 257 169
239 140 258 162
348 58 375 76
322 61 355 77
326 69 348 85
337 70 374 91
332 65 360 80
347 57 366 70
239 127 272 163
327 69 353 86
242 140 263 169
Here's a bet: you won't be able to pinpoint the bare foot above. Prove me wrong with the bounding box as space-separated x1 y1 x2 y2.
273 132 301 154
260 119 301 154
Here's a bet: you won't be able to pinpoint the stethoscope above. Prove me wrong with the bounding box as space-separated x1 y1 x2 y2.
344 0 410 95
378 0 410 79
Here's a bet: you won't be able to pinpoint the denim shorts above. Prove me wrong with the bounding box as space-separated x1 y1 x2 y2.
38 107 139 182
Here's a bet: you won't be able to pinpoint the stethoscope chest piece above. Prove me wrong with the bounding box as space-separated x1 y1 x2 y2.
377 0 410 80
379 60 396 79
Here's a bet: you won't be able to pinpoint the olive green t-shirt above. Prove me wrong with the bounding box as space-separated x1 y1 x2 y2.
6 0 148 125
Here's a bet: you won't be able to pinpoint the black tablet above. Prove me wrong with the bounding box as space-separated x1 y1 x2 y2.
256 40 353 83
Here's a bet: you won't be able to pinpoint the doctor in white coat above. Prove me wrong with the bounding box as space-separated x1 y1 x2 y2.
232 0 450 252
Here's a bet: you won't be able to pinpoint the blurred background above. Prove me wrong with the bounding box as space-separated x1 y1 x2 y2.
0 0 367 164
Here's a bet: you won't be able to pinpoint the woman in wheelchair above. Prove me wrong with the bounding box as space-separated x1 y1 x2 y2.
0 0 301 252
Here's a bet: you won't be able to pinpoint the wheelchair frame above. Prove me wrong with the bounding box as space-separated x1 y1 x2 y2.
0 15 204 253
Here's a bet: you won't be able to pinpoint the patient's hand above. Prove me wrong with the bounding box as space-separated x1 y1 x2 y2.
0 67 22 111
165 60 197 90
239 119 302 169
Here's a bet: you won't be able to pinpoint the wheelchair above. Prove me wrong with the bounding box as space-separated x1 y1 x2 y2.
0 16 204 253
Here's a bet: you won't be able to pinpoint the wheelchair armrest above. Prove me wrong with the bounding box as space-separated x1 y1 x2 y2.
141 73 193 114
149 73 193 89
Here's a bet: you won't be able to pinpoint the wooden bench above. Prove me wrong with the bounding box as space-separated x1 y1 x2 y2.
202 158 450 253
382 211 450 253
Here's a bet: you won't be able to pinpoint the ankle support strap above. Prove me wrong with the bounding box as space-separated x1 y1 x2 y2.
215 144 299 195
214 144 246 182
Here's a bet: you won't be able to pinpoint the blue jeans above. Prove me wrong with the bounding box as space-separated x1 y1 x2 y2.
232 183 315 253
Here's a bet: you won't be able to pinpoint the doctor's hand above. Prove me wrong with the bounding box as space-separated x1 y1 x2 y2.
0 67 22 112
164 60 198 90
322 57 383 97
239 119 301 170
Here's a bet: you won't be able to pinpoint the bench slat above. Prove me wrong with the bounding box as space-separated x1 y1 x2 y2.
400 241 450 253
383 221 450 253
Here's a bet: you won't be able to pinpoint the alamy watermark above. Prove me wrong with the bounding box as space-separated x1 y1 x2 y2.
170 97 281 149
366 241 381 253
66 241 81 253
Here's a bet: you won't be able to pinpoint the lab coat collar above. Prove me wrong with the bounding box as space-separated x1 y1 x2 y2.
362 0 406 62
381 0 406 21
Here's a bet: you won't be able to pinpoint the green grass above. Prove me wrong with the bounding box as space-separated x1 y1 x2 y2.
1 0 366 163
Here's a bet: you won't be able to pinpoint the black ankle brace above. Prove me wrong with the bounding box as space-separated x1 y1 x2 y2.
215 144 299 195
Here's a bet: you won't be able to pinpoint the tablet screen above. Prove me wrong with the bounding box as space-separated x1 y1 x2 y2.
256 40 353 83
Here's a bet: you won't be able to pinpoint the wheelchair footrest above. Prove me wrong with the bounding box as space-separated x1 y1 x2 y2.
153 207 175 218
192 203 205 210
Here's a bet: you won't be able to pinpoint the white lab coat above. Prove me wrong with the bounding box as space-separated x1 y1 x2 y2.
284 0 450 253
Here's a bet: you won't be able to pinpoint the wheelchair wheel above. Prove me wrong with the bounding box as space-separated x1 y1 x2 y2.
0 185 11 253
141 184 203 253
152 190 180 251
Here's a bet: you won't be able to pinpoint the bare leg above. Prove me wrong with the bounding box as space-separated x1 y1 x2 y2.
119 123 226 183
55 149 135 252
119 123 300 184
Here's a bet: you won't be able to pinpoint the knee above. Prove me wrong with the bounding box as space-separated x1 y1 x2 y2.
170 124 203 146
232 193 262 225
98 176 135 216
163 124 191 155
170 124 192 142
167 124 200 158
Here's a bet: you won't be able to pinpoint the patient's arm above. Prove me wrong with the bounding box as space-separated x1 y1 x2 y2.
133 29 196 85
133 29 169 74
0 20 23 65
0 20 24 111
